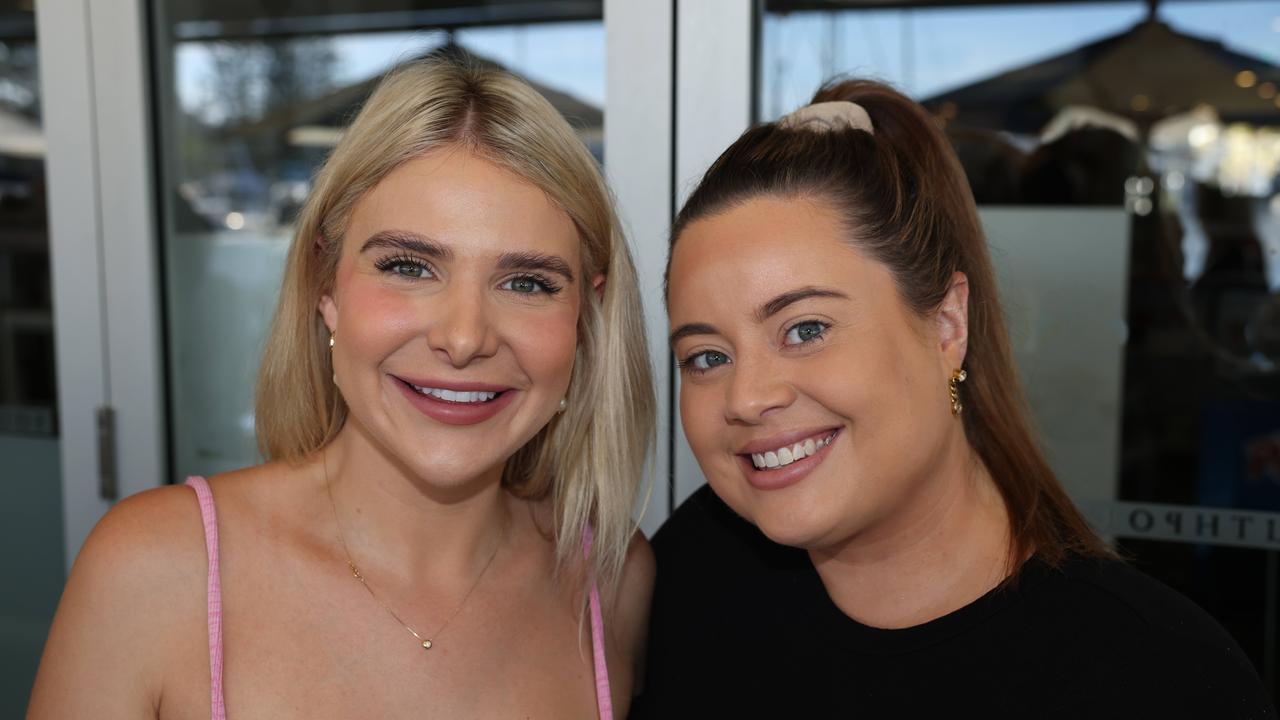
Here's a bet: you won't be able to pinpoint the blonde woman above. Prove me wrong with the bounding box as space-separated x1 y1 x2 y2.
30 58 655 719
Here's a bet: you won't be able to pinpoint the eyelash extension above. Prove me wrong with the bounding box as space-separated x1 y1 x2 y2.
506 272 563 295
373 254 433 277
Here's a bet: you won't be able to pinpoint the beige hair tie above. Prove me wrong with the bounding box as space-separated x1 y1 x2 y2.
778 101 874 135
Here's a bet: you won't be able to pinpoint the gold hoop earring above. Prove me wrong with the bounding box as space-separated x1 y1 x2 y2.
949 368 967 416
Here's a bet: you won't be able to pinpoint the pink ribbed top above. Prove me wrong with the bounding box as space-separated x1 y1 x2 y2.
185 476 613 719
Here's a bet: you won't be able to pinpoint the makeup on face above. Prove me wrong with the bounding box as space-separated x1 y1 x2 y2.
391 375 518 426
667 196 960 549
323 147 583 486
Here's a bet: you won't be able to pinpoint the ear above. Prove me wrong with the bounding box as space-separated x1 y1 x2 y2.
591 273 606 303
936 271 969 372
319 293 339 334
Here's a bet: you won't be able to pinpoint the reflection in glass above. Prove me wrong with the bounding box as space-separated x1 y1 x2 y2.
762 0 1280 695
153 3 604 478
0 13 52 436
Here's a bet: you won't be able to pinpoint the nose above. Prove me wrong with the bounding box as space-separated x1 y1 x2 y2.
723 351 795 425
425 283 500 368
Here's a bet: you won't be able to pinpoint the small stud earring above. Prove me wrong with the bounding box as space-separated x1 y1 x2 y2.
558 398 567 413
949 368 967 416
329 332 335 348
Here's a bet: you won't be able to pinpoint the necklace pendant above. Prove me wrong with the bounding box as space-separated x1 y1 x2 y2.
422 640 432 650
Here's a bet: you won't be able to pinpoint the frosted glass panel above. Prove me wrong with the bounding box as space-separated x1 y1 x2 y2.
982 207 1129 503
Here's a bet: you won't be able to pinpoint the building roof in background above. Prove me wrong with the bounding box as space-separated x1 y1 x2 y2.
921 18 1280 134
223 42 601 147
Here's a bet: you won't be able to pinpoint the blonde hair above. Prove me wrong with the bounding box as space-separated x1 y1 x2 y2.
255 57 655 593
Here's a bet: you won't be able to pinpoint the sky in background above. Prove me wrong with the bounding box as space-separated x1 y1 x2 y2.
171 1 1278 125
176 21 605 121
761 0 1280 118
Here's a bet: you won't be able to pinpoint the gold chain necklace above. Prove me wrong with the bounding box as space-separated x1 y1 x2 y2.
322 454 503 651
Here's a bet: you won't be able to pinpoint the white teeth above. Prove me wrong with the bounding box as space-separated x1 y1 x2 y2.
412 385 497 403
748 432 837 470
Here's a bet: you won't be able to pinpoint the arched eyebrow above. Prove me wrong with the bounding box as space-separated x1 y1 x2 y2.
755 286 848 322
670 286 848 348
496 251 575 283
669 322 719 348
360 230 453 260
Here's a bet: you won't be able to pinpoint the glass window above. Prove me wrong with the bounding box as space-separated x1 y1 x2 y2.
0 5 51 434
151 1 604 478
763 0 1280 695
0 5 64 716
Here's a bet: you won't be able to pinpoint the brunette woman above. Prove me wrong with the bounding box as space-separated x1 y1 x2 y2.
635 81 1274 718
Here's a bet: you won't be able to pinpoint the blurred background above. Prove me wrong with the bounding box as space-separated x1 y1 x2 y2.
1 0 1277 714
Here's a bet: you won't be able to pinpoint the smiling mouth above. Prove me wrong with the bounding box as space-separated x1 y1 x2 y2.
395 378 507 404
747 430 839 471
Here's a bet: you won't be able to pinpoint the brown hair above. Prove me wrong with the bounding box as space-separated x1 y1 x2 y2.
256 57 655 593
668 78 1108 570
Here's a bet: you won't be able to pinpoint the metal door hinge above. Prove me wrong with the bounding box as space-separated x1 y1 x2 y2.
96 406 117 500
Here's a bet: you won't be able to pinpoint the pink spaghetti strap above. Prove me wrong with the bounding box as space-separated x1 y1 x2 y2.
181 477 606 720
583 525 613 720
185 477 227 720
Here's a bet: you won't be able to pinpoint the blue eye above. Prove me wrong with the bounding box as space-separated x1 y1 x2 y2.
502 275 560 295
680 350 731 374
394 262 429 279
784 321 827 346
374 255 434 279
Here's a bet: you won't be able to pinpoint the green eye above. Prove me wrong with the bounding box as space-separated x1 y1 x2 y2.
784 321 827 346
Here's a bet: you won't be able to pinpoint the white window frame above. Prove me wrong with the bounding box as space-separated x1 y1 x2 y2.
37 0 165 568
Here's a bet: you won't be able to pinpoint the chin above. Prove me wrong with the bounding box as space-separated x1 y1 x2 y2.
407 450 507 486
752 510 836 550
714 480 839 550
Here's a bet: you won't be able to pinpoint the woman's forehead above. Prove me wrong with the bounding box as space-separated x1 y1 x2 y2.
344 148 581 261
668 197 894 323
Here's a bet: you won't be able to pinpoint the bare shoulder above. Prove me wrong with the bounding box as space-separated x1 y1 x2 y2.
72 482 208 596
28 483 208 718
203 458 320 525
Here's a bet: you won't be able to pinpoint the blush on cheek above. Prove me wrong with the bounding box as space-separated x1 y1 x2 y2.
344 285 429 339
518 313 579 369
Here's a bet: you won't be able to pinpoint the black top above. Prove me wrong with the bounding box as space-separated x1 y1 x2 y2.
632 485 1276 719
